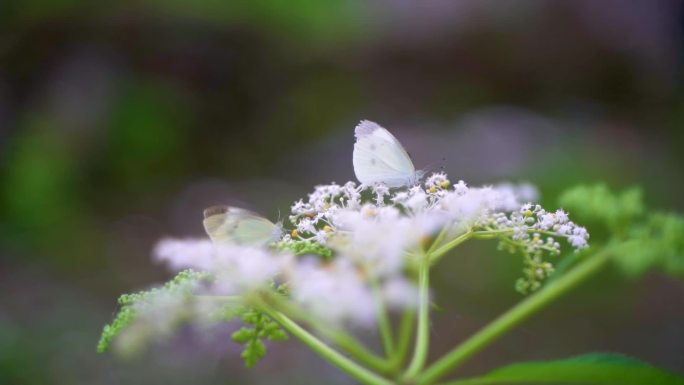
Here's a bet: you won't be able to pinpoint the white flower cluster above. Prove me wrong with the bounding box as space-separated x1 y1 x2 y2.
490 203 589 253
152 171 589 326
285 173 549 254
289 257 377 326
487 203 589 293
154 239 292 293
153 239 382 327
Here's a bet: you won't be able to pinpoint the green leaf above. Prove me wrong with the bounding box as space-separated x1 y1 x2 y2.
558 184 644 230
613 213 684 279
443 353 684 385
558 184 684 280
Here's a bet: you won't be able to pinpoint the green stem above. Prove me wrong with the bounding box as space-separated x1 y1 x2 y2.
373 281 396 358
430 230 472 265
416 249 612 385
471 229 512 238
392 308 415 366
470 228 561 240
261 290 392 373
427 227 449 255
258 303 394 385
404 261 431 379
333 327 394 374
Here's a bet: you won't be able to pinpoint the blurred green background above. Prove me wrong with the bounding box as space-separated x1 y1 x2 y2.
1 1 683 384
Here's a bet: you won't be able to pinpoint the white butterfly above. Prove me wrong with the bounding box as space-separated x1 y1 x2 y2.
203 205 283 246
353 120 424 187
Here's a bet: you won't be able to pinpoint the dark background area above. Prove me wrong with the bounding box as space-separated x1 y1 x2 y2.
1 1 683 384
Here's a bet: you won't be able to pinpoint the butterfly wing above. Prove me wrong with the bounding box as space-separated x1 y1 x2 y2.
203 206 281 246
353 120 416 187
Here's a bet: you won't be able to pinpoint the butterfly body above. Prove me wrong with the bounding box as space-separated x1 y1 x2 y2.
353 120 423 187
203 206 282 246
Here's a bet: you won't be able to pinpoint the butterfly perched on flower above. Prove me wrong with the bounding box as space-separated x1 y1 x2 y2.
353 120 424 188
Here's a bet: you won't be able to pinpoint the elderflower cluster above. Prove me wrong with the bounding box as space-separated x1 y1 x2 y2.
150 172 588 327
285 173 557 251
487 203 589 293
154 239 293 293
489 203 589 261
99 167 594 362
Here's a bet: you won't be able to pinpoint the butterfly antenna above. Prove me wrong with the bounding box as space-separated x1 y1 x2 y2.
422 162 436 176
428 156 449 173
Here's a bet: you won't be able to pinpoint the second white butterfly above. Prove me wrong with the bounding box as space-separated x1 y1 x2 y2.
203 205 283 246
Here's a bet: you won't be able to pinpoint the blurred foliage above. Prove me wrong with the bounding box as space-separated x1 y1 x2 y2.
3 0 366 46
559 184 684 280
101 81 189 193
99 268 290 369
0 118 97 268
97 270 211 355
559 184 644 233
615 213 684 279
3 123 80 239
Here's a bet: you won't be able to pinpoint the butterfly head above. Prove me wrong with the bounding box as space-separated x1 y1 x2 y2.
271 221 285 243
203 205 230 219
409 170 426 186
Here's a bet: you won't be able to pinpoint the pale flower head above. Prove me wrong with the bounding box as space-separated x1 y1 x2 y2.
154 239 293 294
288 257 376 327
329 207 442 278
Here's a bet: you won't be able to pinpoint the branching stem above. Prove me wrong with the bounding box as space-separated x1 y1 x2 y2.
373 280 396 358
256 301 394 385
403 260 431 379
416 249 612 385
259 290 392 373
